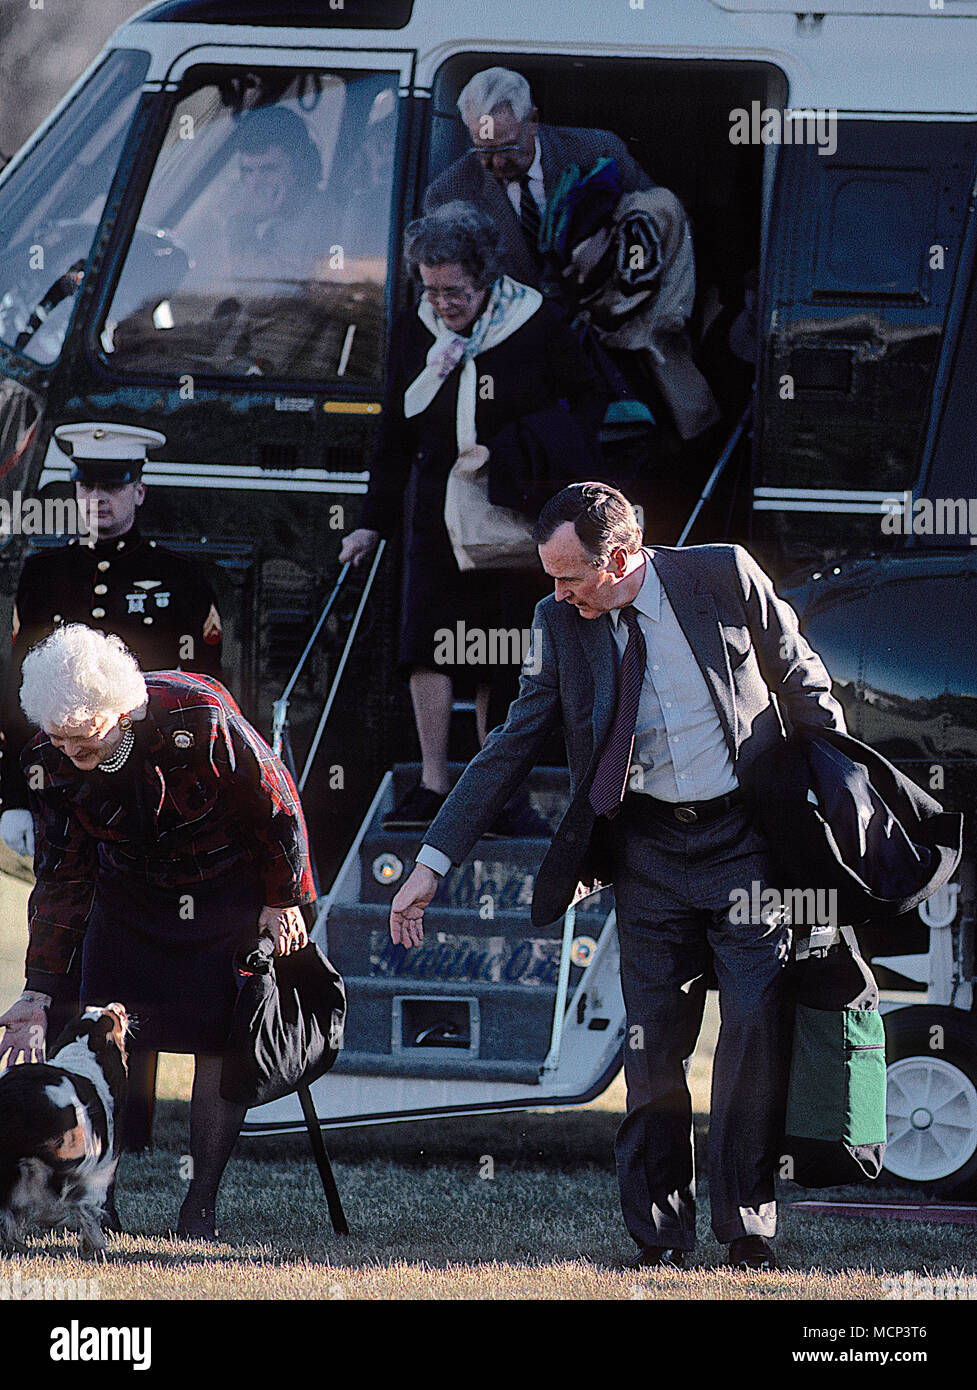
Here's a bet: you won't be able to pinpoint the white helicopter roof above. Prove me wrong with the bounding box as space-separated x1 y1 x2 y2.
97 0 977 120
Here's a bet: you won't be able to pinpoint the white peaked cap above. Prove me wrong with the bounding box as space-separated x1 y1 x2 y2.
53 422 167 461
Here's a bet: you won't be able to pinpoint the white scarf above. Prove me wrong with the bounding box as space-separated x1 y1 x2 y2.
404 274 542 457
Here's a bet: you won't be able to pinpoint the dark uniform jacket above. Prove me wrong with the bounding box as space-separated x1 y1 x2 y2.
1 527 222 811
24 672 316 991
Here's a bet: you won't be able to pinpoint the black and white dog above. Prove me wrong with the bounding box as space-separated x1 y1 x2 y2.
0 1003 128 1258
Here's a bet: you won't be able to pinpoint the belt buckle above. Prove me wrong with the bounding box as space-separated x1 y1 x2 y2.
674 805 698 824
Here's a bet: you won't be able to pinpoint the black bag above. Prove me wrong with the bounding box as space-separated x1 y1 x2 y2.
220 937 346 1107
781 924 887 1187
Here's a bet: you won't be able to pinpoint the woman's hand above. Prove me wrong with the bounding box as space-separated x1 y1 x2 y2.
0 990 50 1063
338 528 380 567
258 904 309 956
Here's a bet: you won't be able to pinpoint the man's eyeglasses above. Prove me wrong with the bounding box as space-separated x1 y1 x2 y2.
467 141 525 161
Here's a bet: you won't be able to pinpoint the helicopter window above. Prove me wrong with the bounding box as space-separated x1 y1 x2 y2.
100 68 399 384
0 49 149 366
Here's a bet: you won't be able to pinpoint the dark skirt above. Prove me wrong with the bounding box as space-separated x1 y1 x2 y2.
398 443 549 689
80 865 264 1054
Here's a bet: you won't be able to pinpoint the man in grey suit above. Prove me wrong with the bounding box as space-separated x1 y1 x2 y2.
391 482 846 1270
423 67 655 286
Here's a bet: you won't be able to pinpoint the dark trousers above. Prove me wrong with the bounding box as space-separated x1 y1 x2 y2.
611 799 791 1249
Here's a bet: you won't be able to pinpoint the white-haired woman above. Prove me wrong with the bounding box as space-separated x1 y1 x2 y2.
0 625 315 1240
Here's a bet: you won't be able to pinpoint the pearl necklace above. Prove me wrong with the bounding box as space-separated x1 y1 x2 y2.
97 722 134 774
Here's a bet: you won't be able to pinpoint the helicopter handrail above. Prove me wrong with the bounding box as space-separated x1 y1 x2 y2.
271 540 387 791
675 399 753 548
541 901 577 1074
297 540 386 794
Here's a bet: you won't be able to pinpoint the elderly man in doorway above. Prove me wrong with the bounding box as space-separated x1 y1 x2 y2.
388 482 846 1271
424 67 655 286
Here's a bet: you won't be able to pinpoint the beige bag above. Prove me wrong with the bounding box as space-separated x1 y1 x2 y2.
443 445 538 571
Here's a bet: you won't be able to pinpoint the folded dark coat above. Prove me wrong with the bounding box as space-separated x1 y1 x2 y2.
748 727 963 926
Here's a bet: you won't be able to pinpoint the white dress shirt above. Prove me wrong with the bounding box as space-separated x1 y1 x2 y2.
610 550 737 803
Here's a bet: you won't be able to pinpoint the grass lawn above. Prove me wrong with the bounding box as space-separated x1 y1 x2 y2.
1 851 975 1302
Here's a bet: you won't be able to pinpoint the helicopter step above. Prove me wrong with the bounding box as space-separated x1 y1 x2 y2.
328 903 568 1083
325 762 578 1082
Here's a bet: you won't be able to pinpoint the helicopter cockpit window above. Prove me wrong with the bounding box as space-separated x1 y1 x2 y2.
0 49 149 366
100 69 399 383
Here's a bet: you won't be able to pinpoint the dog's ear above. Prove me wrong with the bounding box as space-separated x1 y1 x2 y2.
103 1003 129 1051
45 1123 88 1163
92 1005 129 1075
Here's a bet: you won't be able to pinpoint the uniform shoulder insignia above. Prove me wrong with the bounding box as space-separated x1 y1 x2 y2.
172 729 194 749
203 603 222 645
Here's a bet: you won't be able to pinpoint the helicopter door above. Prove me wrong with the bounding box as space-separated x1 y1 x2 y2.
753 119 977 575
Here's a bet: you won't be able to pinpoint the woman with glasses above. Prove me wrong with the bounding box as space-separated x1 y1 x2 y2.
340 200 608 832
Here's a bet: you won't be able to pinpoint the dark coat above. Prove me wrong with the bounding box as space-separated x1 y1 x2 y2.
485 402 607 518
747 727 963 926
358 298 610 539
423 124 655 286
24 672 316 988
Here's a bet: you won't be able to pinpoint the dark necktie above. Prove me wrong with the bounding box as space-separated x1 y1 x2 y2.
589 606 647 819
519 176 542 256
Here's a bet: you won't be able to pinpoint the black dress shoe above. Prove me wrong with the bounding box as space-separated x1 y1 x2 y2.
625 1245 687 1269
728 1235 777 1270
176 1198 218 1241
382 783 446 831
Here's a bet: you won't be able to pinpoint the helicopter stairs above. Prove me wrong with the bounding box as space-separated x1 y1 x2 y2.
325 762 609 1084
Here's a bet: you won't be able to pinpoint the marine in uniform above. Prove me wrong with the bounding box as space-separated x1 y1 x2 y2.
0 422 223 853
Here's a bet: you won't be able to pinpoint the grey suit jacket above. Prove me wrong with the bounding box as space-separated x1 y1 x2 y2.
423 124 655 286
423 544 847 927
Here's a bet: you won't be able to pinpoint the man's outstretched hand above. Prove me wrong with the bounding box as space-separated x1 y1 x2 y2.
390 864 439 948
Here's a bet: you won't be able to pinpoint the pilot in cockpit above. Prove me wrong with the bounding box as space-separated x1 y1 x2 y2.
224 105 329 288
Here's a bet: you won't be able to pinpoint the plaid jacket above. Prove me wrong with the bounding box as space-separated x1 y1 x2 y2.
24 672 316 981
